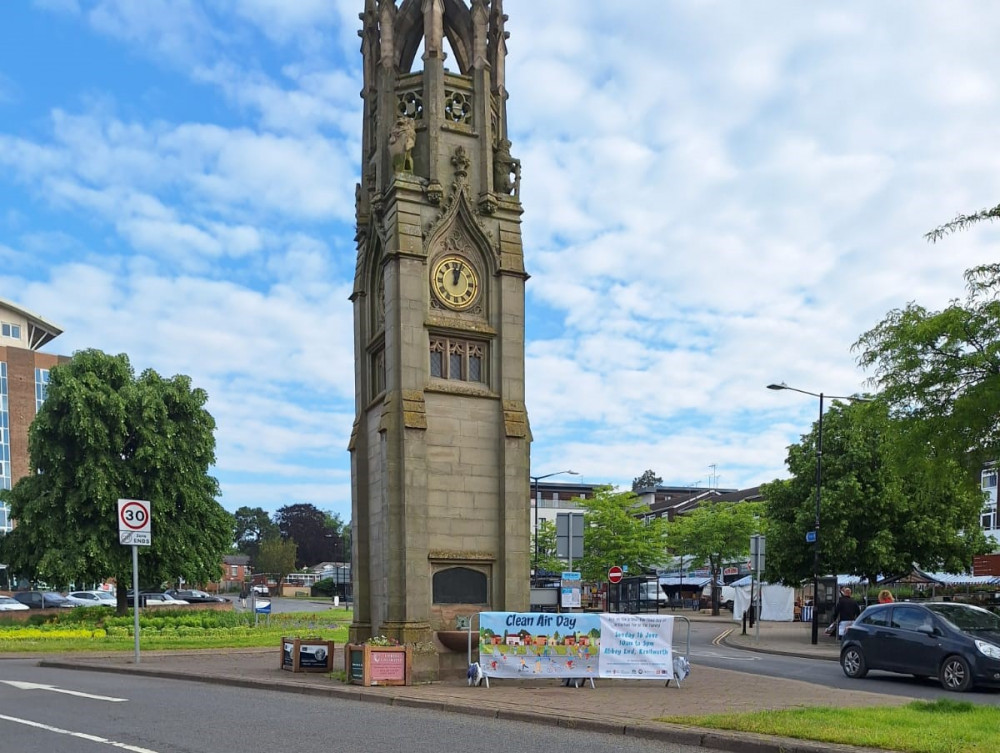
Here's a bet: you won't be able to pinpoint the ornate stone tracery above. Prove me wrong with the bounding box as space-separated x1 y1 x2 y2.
444 88 473 124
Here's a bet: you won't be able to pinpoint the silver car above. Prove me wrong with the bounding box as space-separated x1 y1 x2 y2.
65 590 117 606
0 595 30 611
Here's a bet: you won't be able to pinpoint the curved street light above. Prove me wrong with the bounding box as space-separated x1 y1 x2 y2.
531 470 579 586
767 382 872 644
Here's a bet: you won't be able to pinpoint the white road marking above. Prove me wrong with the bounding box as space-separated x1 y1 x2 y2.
1 680 128 702
690 650 761 661
0 714 160 752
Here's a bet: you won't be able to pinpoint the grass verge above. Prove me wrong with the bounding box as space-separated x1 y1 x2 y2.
661 698 1000 753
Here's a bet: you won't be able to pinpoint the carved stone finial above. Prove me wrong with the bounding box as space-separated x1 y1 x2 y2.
378 0 396 69
422 0 444 59
389 116 417 173
451 145 471 186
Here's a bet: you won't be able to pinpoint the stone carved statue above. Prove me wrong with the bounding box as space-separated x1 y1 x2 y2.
493 138 520 196
389 116 416 173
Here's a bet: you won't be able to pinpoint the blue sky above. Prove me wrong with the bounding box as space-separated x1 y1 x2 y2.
2 1 999 522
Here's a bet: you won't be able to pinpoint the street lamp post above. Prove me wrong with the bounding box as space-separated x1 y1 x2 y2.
324 533 344 600
531 470 579 586
767 382 870 645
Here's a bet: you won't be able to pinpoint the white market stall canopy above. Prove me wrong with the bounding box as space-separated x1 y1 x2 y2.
729 578 795 622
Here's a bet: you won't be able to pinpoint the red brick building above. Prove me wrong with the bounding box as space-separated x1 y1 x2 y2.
0 297 70 532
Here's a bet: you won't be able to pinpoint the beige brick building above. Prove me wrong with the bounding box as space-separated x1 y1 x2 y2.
0 297 70 532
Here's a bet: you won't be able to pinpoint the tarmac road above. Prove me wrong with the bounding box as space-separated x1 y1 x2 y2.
24 610 998 753
711 621 1000 705
0 659 709 753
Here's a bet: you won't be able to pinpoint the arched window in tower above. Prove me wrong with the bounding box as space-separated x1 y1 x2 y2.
429 336 485 383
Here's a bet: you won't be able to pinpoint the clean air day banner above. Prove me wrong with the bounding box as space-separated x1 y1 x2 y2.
478 612 675 680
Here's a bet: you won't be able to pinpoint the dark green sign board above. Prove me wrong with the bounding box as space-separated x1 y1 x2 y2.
349 648 364 681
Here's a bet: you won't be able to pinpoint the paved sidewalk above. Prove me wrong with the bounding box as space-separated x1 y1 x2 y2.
719 614 843 660
36 614 901 753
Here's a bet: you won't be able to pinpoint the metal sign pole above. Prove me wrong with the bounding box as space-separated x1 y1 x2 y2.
132 544 140 664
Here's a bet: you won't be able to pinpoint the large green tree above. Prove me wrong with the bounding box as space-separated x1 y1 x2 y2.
233 506 279 560
575 486 668 581
926 205 1000 241
761 399 987 586
631 469 663 492
854 263 1000 477
667 500 763 614
254 536 297 587
274 503 338 568
0 350 233 613
323 511 349 565
531 518 563 576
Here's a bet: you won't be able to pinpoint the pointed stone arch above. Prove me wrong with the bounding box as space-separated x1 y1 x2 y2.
425 188 498 278
366 236 387 334
394 0 474 74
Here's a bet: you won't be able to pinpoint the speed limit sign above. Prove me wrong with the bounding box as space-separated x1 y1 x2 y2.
118 498 152 546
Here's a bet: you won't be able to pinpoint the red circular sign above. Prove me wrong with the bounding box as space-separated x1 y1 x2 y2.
119 501 149 531
608 566 624 583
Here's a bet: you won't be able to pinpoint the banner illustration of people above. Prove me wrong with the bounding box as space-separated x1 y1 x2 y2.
478 612 676 681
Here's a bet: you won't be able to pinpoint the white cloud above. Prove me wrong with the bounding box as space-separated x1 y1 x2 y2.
84 0 222 66
6 0 1000 519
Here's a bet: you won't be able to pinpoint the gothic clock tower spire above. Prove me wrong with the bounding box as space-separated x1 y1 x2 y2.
350 0 530 680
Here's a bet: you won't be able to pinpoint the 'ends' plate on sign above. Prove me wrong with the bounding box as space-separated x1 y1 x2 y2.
120 531 151 546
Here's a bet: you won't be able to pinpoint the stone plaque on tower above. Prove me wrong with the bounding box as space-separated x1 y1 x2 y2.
350 0 530 681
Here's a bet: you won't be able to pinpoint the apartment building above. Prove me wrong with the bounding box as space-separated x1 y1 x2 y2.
982 464 999 549
0 298 70 532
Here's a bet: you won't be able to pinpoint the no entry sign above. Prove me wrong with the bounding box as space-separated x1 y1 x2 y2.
118 498 152 546
607 566 624 583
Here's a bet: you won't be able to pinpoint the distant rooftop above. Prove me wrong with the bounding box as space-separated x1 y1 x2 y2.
0 297 63 350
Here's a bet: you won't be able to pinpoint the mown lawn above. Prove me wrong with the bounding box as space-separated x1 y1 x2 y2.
0 606 350 652
662 698 1000 753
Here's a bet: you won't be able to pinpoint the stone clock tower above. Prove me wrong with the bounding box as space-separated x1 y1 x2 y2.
350 0 529 679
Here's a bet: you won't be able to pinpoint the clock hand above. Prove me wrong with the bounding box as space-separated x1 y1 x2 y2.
452 265 462 286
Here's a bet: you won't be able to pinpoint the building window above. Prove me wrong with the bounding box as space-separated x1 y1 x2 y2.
982 470 997 489
0 362 9 492
982 508 997 531
371 347 385 397
35 368 50 413
1 323 21 340
429 336 485 382
230 565 238 577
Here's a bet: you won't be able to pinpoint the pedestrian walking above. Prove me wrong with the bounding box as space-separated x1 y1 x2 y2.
240 581 249 609
878 589 894 604
829 587 861 639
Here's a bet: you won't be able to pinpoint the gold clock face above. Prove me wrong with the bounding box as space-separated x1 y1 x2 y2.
432 255 479 310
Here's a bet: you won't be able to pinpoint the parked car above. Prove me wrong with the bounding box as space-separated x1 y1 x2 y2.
0 595 30 611
840 601 1000 692
65 590 117 606
127 592 189 607
166 589 227 604
12 590 75 609
252 585 269 596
